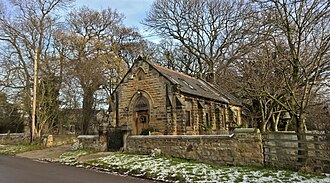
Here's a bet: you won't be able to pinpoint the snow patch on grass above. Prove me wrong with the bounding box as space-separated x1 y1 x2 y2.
55 150 330 183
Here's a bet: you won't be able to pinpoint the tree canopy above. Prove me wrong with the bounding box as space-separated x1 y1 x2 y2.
0 0 329 139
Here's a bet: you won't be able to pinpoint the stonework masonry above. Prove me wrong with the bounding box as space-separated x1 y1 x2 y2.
111 57 242 136
126 129 264 167
44 135 77 147
114 60 168 134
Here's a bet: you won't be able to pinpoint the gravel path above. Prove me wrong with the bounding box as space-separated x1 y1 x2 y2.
16 145 72 159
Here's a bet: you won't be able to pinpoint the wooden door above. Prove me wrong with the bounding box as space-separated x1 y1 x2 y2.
135 111 149 135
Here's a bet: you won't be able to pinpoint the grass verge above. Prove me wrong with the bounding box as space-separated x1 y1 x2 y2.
0 144 44 155
53 150 330 183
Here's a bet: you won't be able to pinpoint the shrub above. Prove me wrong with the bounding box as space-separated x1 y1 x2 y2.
140 127 158 135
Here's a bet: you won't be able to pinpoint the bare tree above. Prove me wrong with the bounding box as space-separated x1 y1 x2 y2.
236 0 330 165
59 7 144 134
253 0 330 133
144 0 256 82
148 39 204 76
306 95 330 132
0 0 73 140
239 43 288 132
237 0 330 135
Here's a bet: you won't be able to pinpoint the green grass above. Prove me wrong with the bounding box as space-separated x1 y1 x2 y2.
58 148 97 163
53 150 330 183
0 144 44 155
234 174 244 183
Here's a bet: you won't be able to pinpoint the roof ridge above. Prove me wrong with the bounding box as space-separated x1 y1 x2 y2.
116 57 237 105
153 63 195 80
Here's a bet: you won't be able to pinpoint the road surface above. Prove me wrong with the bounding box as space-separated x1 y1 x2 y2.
0 155 157 183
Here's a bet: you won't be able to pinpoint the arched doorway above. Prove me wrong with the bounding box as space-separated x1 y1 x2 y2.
134 96 150 135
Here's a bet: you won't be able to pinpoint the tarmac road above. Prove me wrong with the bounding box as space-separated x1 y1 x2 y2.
0 155 157 183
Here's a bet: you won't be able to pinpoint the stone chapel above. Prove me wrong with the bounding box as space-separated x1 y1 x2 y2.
110 57 242 135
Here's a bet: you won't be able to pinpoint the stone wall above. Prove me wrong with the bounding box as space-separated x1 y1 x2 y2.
44 135 77 147
76 135 107 151
126 128 264 166
112 58 242 136
263 131 330 172
115 60 168 134
0 133 26 144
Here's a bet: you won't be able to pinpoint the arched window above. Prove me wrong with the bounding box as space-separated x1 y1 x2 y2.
134 96 149 111
215 108 220 131
136 68 145 80
185 100 192 127
205 104 210 127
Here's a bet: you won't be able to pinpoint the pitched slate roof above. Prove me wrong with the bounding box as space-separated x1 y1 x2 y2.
151 62 241 106
112 56 241 106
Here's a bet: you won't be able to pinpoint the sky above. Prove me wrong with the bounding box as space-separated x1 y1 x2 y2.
74 0 157 41
1 0 157 40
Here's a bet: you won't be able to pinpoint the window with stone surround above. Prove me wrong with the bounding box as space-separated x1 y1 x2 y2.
186 111 191 127
232 109 238 124
185 100 192 127
205 103 210 127
136 68 145 80
135 96 149 111
228 109 234 128
222 110 226 128
215 107 220 131
198 102 203 125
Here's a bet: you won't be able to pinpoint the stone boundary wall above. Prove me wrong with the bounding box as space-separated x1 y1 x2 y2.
0 133 24 137
0 133 26 144
76 135 107 151
44 135 77 147
126 128 264 166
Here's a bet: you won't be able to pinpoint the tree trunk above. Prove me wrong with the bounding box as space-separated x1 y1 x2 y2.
260 120 267 133
207 61 215 84
259 100 267 133
24 80 33 143
295 114 307 164
31 47 39 140
82 89 94 134
272 113 280 131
